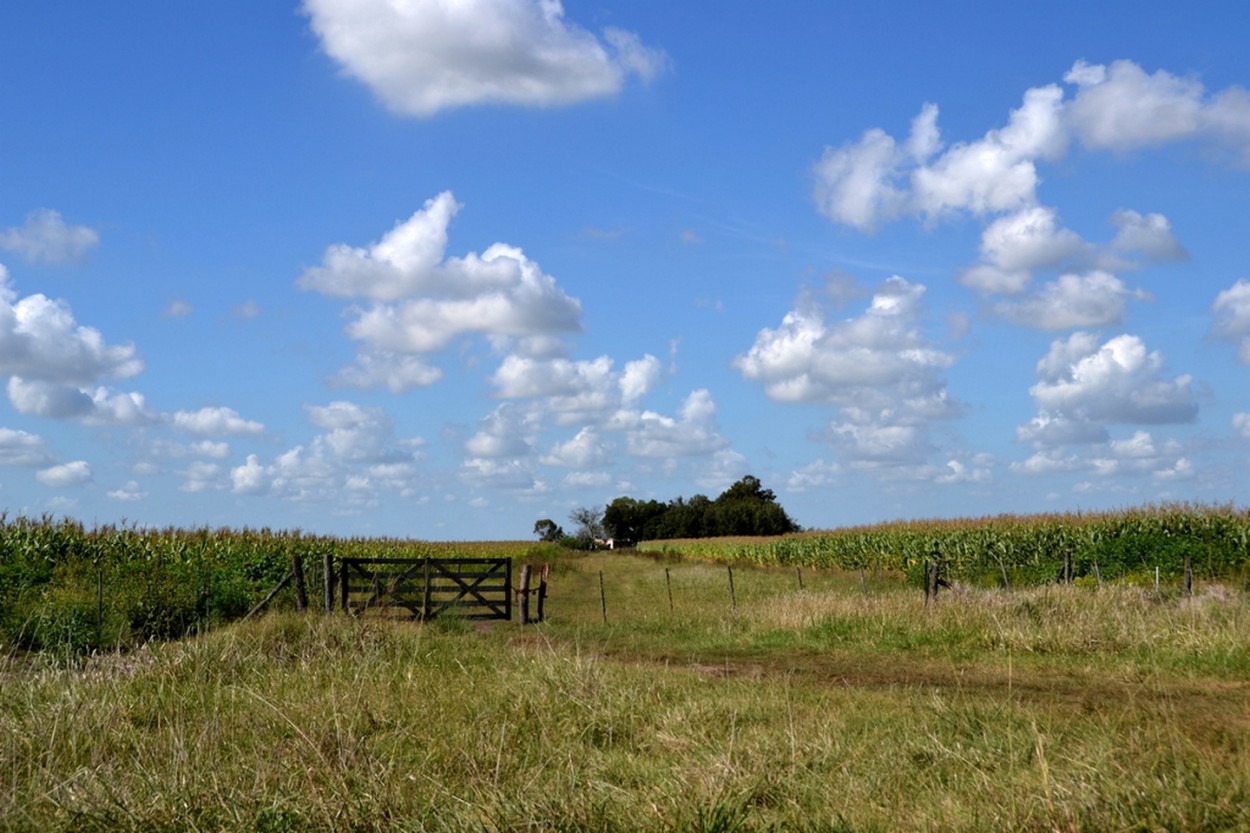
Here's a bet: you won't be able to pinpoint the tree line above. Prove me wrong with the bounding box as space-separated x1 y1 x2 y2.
534 475 800 547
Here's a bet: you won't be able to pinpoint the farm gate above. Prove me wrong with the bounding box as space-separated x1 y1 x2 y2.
338 557 512 621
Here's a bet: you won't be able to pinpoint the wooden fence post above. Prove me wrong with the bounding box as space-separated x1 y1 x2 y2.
1184 554 1193 598
340 561 349 613
599 571 607 624
537 563 549 622
665 567 674 613
796 566 804 591
518 564 532 625
727 564 737 611
291 554 308 612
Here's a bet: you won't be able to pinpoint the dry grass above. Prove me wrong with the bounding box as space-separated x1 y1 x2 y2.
2 555 1249 832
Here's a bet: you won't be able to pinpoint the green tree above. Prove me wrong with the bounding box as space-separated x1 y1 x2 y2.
709 475 799 536
532 518 564 542
603 497 667 544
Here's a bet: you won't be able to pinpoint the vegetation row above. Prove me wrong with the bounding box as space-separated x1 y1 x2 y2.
4 500 1249 659
0 513 543 659
640 502 1250 587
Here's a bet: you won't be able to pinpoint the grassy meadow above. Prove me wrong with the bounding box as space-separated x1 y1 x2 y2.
3 551 1249 832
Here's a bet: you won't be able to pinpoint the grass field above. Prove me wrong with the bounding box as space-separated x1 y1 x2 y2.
3 552 1249 832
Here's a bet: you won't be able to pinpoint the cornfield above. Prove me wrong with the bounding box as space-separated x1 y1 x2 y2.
638 503 1250 586
0 513 539 657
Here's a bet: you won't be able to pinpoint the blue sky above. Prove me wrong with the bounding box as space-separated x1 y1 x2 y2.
2 1 1249 539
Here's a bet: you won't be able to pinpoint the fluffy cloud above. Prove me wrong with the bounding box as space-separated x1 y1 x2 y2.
1106 209 1188 266
607 389 730 458
489 352 661 424
990 271 1148 330
961 206 1090 293
812 126 909 232
1026 332 1197 432
735 276 955 412
1065 60 1250 162
961 205 1187 297
815 59 1250 236
736 276 963 472
814 85 1065 230
464 404 535 459
329 352 442 392
0 209 99 266
1017 429 1190 484
300 193 583 392
540 426 611 468
911 85 1067 219
1211 279 1250 363
108 480 148 502
0 276 142 385
171 406 265 437
302 0 665 117
230 401 422 501
0 427 54 467
36 460 92 488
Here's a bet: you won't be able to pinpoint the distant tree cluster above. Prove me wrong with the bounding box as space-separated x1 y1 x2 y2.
600 475 800 543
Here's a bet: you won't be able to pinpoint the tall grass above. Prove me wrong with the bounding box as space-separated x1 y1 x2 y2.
5 555 1247 832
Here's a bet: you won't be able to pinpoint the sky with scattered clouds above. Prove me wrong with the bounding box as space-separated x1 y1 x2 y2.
2 1 1249 538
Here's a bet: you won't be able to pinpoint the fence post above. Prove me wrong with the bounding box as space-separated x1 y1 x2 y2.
291 554 308 612
796 567 804 591
537 563 550 622
665 567 674 613
860 567 867 597
599 571 607 624
518 564 532 625
727 564 737 611
323 552 334 613
340 560 349 613
1184 554 1193 598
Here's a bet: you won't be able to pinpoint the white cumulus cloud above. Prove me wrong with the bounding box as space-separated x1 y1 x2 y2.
1065 59 1250 162
36 460 92 488
300 193 583 392
1027 332 1198 430
0 276 142 385
171 406 265 436
303 0 666 117
1211 279 1250 363
990 271 1149 330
